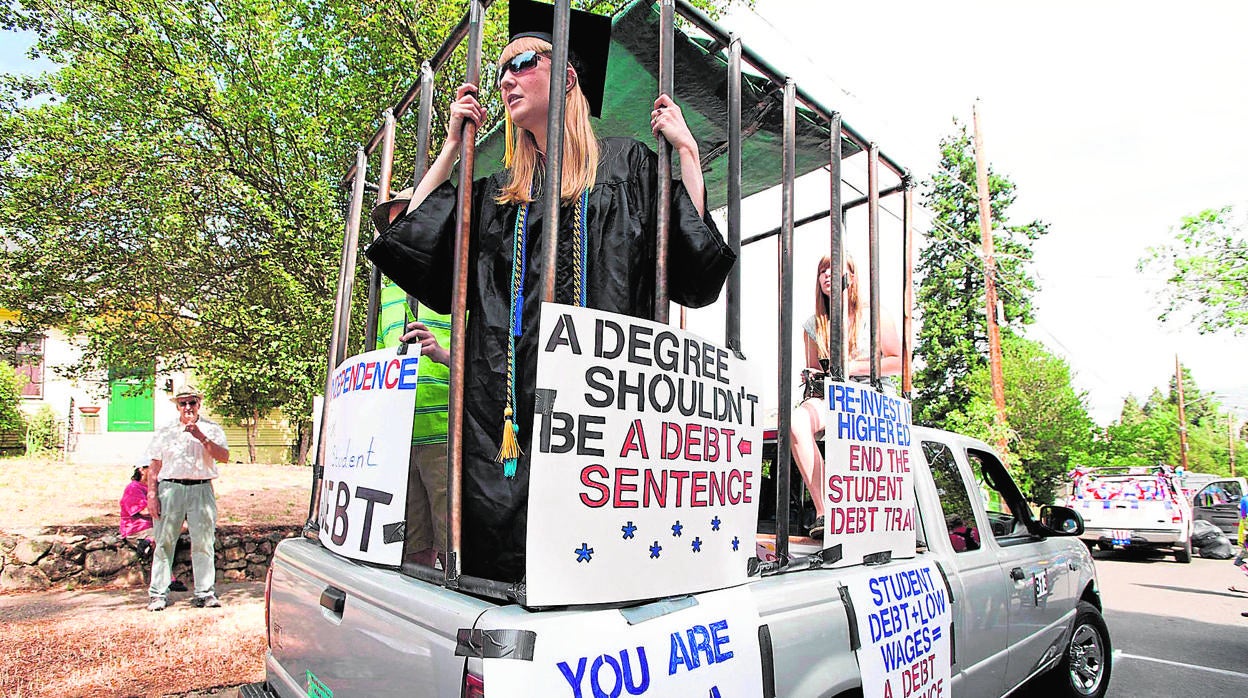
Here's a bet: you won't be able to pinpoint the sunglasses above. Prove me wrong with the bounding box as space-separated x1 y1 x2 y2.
177 399 200 408
496 50 549 86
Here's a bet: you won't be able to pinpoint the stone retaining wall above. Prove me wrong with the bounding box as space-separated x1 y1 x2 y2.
0 524 299 592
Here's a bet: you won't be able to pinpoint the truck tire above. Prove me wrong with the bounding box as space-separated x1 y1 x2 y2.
1039 601 1112 698
1175 537 1192 563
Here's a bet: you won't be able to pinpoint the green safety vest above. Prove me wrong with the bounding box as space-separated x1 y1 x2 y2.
378 281 450 445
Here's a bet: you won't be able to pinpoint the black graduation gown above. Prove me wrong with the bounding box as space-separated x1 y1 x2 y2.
366 137 735 581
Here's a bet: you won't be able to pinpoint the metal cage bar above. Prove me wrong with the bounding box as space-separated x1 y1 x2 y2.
539 0 573 304
866 143 881 389
724 35 742 352
444 0 487 587
653 0 676 323
364 110 398 352
828 113 845 383
773 78 797 564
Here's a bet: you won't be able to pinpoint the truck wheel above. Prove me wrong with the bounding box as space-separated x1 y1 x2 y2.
1175 537 1192 564
1040 601 1112 698
1096 541 1114 552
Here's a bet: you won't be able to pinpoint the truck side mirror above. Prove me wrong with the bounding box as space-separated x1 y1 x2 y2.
1037 505 1084 537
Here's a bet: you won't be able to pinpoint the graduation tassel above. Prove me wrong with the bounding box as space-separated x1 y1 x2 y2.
496 407 522 477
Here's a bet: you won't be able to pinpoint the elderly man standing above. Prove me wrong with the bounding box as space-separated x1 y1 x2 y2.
146 385 229 611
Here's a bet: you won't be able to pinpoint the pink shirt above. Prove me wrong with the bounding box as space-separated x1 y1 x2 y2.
120 480 153 538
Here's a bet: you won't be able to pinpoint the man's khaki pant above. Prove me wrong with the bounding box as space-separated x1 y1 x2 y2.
149 480 217 599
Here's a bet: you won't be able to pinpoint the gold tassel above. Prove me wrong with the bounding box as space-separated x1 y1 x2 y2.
496 406 523 477
504 111 515 168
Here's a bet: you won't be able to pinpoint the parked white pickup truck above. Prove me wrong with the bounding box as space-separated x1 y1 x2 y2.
1066 466 1192 562
259 426 1108 698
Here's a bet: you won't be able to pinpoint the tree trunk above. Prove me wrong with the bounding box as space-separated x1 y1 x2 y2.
296 421 312 466
247 408 259 464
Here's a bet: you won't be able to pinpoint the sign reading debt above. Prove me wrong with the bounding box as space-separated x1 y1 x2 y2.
319 347 418 565
485 586 764 698
526 304 764 605
822 381 916 565
843 561 953 698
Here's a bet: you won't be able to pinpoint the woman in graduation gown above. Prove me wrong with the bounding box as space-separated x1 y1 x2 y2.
367 0 735 582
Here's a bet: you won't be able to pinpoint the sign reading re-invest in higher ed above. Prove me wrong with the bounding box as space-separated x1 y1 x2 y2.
822 381 916 566
525 304 765 606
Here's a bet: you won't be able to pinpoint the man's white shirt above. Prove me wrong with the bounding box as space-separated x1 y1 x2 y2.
148 418 229 480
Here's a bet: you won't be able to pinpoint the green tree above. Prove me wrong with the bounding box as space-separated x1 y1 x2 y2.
913 121 1048 427
1141 206 1248 334
0 0 732 464
946 334 1095 503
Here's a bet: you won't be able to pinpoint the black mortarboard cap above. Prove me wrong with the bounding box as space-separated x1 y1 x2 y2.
508 0 612 118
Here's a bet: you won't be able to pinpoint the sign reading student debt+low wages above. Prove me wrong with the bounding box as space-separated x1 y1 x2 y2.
526 304 764 606
485 586 764 698
843 561 953 698
822 381 916 565
319 348 418 566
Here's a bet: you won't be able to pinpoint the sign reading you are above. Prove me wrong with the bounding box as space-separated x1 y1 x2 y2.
526 304 764 606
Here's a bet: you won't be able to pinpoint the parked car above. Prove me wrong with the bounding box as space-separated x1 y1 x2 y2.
1188 477 1246 536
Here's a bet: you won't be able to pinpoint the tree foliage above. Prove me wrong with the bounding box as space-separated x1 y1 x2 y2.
0 0 732 463
913 121 1048 426
1099 368 1243 477
946 334 1096 504
1141 205 1248 334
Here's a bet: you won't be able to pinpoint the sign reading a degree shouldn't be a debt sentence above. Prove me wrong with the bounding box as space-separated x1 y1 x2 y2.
822 381 916 565
526 304 764 606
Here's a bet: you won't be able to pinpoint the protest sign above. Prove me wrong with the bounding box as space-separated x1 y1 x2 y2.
318 347 418 565
525 304 765 605
822 381 916 565
485 585 764 698
843 560 952 698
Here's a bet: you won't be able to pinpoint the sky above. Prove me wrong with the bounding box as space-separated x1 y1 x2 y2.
4 2 1247 426
692 0 1248 425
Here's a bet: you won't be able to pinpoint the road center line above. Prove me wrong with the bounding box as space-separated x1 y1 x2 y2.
1114 650 1248 680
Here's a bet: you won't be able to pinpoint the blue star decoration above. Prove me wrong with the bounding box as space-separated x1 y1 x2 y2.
621 521 637 539
732 536 740 551
691 536 703 553
711 516 721 531
650 541 663 558
671 520 683 537
574 543 594 563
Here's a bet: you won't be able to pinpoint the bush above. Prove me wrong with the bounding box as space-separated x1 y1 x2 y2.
0 362 25 441
25 404 62 454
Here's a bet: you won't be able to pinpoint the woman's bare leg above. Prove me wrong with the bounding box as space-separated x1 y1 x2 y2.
790 399 828 517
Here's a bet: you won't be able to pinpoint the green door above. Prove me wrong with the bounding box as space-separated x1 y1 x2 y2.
107 370 155 432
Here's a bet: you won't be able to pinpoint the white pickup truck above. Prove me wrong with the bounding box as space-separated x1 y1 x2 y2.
254 3 1111 696
1066 466 1192 562
258 427 1108 698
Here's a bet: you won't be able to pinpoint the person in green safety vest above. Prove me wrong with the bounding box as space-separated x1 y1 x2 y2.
378 280 451 568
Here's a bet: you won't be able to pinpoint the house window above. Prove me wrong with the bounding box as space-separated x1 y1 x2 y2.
13 336 44 399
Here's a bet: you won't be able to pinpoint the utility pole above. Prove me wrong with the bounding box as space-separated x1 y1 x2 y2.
1230 414 1236 477
973 102 1008 456
1175 355 1189 472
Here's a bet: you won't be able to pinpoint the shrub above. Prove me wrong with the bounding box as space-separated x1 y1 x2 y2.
0 362 25 441
25 404 62 454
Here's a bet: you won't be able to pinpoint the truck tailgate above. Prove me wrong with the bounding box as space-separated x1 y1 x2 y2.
265 537 494 698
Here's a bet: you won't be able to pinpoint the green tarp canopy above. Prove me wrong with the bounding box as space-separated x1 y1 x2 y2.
474 0 861 210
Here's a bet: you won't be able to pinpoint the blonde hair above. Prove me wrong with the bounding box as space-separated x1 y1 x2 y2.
813 255 861 361
495 37 600 205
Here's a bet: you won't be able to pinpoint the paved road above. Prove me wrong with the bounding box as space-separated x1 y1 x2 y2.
1019 549 1248 697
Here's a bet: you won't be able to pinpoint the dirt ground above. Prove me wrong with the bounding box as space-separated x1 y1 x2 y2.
0 582 267 698
1 455 307 697
0 456 309 531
